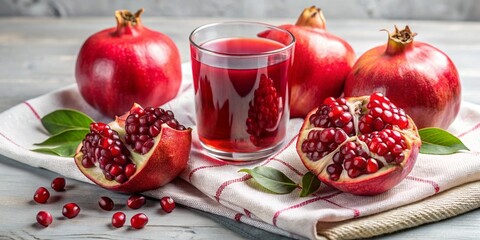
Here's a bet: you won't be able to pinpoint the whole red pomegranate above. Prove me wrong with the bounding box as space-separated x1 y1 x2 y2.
75 9 182 117
296 93 421 195
261 6 356 118
344 26 461 129
74 104 191 193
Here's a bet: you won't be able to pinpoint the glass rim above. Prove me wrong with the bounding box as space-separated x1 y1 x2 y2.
189 21 295 57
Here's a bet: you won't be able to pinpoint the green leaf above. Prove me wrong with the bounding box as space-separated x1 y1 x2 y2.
419 127 469 155
238 166 298 194
32 142 79 157
299 171 321 197
41 109 93 135
34 129 89 146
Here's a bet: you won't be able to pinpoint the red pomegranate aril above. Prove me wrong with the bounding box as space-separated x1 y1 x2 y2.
62 203 80 218
366 158 379 173
51 177 66 192
130 213 148 229
160 196 176 213
124 163 136 178
33 187 50 204
99 196 115 211
36 211 53 227
112 212 126 228
127 194 146 209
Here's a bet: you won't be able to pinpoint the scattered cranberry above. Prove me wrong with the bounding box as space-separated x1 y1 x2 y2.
160 196 175 213
33 187 50 204
112 212 126 228
127 194 146 209
51 177 66 192
62 203 81 218
98 196 114 211
130 213 148 229
36 211 53 227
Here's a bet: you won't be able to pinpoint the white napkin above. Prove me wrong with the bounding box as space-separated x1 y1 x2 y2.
1 63 479 240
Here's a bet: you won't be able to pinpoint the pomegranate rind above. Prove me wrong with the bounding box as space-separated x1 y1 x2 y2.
296 96 421 196
74 105 192 194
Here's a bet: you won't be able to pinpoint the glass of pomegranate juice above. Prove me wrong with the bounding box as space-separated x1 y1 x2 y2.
189 22 295 162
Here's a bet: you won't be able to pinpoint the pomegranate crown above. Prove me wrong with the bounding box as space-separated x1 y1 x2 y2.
115 8 144 32
386 25 418 44
383 25 418 55
295 5 326 29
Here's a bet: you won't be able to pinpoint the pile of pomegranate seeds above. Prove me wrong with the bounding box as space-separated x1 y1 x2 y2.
125 107 186 154
79 123 136 184
33 177 176 228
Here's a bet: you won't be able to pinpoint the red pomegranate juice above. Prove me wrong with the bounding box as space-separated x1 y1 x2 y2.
191 37 291 153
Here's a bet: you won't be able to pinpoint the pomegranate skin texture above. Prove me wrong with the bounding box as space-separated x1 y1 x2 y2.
262 6 356 118
344 26 461 129
75 9 182 117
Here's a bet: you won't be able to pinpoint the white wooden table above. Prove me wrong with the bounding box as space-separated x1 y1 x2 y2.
0 17 479 239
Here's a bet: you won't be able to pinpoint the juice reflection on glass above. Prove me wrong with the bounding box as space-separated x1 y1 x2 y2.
189 22 295 162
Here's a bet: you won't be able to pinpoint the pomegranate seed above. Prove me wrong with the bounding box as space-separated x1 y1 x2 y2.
160 196 176 213
127 194 146 209
124 164 136 178
112 212 126 228
353 157 366 168
62 203 80 218
36 211 53 227
33 187 50 204
51 177 66 192
130 213 148 229
366 158 379 173
98 196 115 211
347 168 361 178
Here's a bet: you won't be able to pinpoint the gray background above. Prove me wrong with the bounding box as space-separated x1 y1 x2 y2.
1 0 480 21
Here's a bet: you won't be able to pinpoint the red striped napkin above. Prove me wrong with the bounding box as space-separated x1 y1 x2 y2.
0 63 479 239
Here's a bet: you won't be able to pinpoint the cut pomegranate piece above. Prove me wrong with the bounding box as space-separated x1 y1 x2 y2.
74 104 192 193
296 93 421 195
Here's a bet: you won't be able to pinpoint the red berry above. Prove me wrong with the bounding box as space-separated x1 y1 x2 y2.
36 211 53 227
127 194 146 209
62 203 80 218
33 187 50 204
51 177 66 192
98 196 114 211
130 213 148 229
160 196 176 213
112 212 126 228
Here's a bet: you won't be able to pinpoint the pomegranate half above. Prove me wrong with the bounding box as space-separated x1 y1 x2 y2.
296 93 421 195
344 26 461 129
261 6 356 118
74 104 192 193
75 9 182 117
